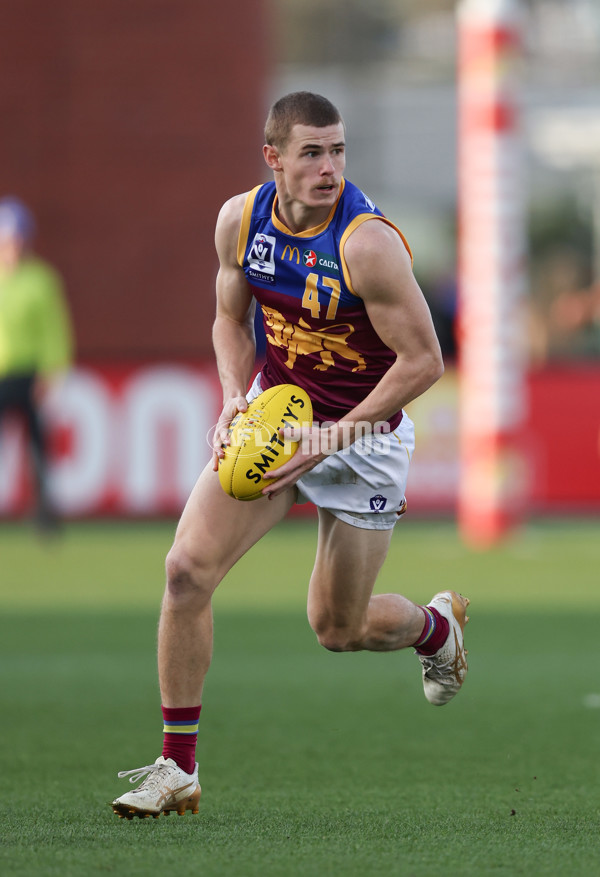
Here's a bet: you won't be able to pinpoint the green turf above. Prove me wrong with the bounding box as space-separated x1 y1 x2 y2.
1 518 599 876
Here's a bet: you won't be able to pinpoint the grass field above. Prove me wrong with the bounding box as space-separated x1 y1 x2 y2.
1 517 599 876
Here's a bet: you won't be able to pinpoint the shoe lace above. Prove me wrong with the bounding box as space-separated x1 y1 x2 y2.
117 763 167 785
419 655 450 673
418 653 451 677
418 635 466 685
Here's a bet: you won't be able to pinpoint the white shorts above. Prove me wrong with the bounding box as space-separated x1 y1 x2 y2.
247 374 415 530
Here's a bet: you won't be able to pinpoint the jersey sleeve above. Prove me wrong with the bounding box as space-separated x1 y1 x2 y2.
36 269 74 374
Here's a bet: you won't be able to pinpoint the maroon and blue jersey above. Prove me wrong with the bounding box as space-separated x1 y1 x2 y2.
237 178 412 428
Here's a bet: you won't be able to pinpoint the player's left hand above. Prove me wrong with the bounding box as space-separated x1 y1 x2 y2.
261 425 328 498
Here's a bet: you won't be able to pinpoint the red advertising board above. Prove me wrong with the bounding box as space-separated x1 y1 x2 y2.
526 366 600 512
406 366 600 514
1 363 598 519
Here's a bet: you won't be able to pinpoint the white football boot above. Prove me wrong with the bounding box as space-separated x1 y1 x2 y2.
417 591 470 706
111 756 201 819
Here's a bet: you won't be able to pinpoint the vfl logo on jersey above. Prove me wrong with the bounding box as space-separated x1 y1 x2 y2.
369 494 387 513
303 249 339 276
248 233 276 282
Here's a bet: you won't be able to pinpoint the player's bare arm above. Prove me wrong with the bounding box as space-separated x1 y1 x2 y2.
212 193 257 467
339 218 444 424
263 219 443 496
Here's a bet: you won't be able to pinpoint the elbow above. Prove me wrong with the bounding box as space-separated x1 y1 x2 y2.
426 349 445 388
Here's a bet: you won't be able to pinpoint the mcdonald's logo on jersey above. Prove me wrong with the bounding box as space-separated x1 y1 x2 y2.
281 245 300 263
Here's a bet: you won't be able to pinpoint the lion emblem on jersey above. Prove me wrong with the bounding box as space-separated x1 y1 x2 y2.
262 305 367 372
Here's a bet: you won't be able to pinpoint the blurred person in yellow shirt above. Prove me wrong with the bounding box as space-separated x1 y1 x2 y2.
0 197 74 532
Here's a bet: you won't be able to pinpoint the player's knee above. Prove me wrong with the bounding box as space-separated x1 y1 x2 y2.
164 545 215 606
317 630 363 652
310 618 365 652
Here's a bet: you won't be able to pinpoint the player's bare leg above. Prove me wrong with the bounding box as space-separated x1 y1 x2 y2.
112 464 295 818
159 462 296 706
307 509 468 704
307 509 425 652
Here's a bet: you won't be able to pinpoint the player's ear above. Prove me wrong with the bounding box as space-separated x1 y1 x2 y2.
263 144 283 172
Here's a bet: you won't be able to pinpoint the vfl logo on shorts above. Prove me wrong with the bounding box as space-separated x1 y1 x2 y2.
369 495 387 512
248 233 276 282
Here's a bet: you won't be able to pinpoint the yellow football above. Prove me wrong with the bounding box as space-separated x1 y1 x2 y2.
218 384 313 501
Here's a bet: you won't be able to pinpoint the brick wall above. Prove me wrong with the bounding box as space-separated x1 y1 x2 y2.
0 0 269 358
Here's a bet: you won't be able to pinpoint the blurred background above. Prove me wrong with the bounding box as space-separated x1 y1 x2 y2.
3 9 599 869
0 0 599 534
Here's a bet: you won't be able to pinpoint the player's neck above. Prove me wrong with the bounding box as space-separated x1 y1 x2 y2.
274 192 331 235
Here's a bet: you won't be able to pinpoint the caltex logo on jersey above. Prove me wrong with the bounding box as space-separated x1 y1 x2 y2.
301 249 339 276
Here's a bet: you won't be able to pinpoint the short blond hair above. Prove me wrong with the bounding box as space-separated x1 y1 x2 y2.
264 92 344 151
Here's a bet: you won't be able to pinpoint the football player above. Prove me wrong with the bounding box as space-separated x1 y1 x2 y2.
112 92 469 819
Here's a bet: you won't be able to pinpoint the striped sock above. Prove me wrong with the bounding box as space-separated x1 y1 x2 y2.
161 705 201 774
414 606 449 656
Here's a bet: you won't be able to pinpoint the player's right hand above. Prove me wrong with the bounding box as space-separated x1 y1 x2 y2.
212 395 248 470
